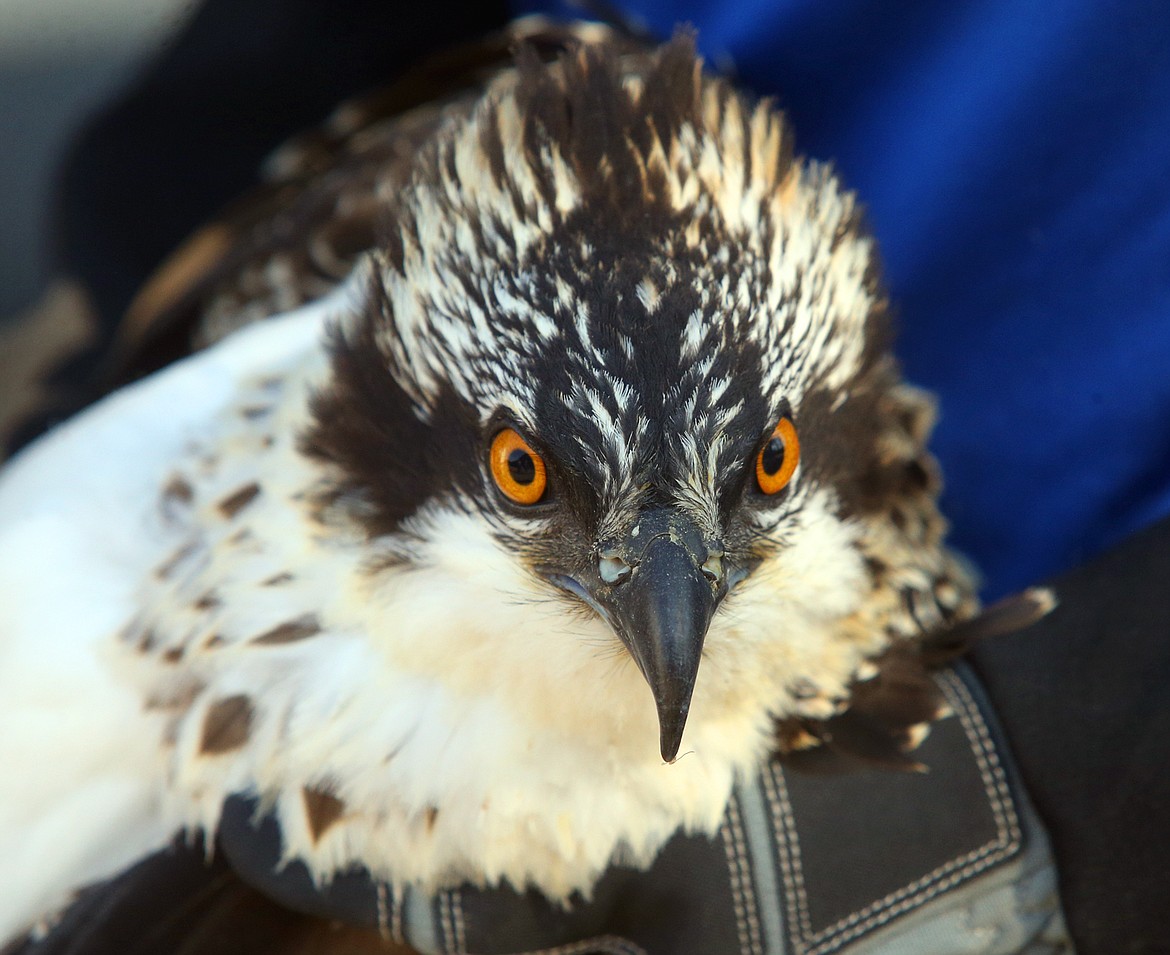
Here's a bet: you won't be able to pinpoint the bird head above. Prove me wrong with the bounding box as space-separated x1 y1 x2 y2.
302 36 967 765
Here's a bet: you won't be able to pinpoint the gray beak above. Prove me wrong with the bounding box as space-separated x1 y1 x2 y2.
546 507 724 761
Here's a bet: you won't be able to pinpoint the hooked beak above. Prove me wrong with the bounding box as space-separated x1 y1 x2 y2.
546 508 724 761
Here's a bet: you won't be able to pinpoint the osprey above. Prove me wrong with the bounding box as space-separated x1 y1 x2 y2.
0 23 1051 953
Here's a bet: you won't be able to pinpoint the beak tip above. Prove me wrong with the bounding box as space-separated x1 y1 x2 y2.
590 508 721 767
658 714 687 763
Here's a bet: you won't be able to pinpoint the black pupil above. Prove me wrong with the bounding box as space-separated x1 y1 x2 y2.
507 449 536 485
761 437 786 476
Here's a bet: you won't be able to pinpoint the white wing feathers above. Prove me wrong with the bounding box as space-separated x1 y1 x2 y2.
0 286 348 940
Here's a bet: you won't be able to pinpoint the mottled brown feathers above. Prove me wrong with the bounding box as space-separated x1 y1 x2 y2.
154 541 199 581
513 34 705 216
302 786 346 843
778 587 1056 773
798 368 916 524
917 586 1056 667
251 614 322 645
217 482 261 518
161 474 194 507
200 696 254 755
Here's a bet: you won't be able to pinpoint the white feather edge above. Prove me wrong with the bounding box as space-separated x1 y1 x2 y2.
0 280 355 941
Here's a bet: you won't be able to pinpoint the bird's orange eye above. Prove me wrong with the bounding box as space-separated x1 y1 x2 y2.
490 429 547 505
756 417 800 495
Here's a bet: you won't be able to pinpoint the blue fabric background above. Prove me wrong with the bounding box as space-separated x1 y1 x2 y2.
514 0 1170 598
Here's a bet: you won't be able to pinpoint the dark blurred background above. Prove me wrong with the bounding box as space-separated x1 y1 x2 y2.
0 0 197 323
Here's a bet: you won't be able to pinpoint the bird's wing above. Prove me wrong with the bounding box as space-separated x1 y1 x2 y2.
775 587 1056 773
0 284 352 942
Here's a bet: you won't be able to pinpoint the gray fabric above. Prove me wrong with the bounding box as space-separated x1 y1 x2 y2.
760 666 1041 954
738 775 788 955
843 788 1069 954
405 883 441 954
786 666 1072 955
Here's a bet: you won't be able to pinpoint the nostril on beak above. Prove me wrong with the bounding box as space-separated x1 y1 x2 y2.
701 550 724 584
599 553 632 584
